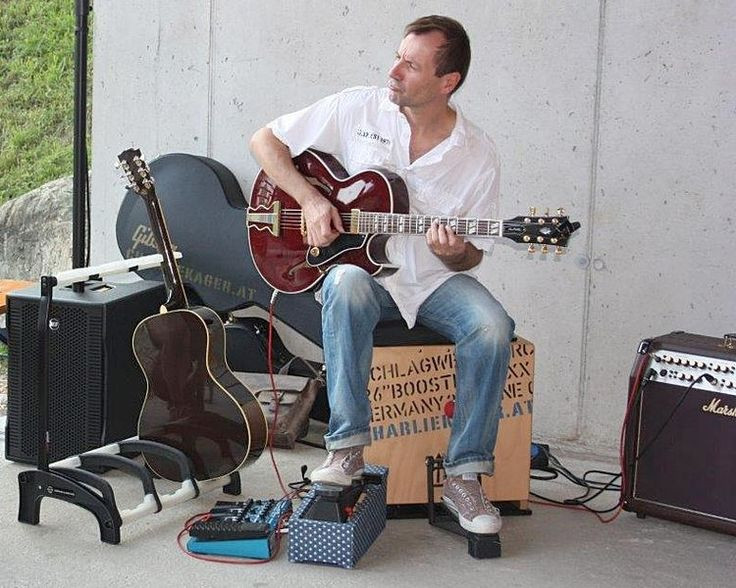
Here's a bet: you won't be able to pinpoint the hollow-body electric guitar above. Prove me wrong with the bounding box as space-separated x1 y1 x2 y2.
118 148 267 482
247 149 581 293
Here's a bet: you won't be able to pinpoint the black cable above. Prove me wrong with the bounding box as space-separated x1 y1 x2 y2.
633 373 709 463
530 447 622 514
287 464 312 498
531 371 712 515
529 491 622 515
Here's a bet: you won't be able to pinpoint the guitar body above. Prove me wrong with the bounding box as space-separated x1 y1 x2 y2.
248 149 409 293
133 305 267 481
118 147 268 484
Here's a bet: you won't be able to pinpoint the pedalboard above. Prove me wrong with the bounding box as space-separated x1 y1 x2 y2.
186 498 292 559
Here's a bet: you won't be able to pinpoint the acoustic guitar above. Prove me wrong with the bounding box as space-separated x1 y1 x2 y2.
247 149 581 293
117 148 267 482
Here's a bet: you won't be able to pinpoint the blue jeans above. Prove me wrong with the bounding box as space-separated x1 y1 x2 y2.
320 265 515 477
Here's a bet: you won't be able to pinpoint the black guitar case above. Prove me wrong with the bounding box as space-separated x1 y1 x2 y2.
115 153 324 346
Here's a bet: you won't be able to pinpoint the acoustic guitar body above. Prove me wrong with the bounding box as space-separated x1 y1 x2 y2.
133 306 267 481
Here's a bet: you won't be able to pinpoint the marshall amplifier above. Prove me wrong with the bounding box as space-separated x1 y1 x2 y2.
5 279 166 464
623 331 736 535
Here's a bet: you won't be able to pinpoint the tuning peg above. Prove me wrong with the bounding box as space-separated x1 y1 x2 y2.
545 207 550 216
114 160 120 169
528 244 536 253
555 246 565 255
529 207 536 216
557 208 565 216
541 245 549 254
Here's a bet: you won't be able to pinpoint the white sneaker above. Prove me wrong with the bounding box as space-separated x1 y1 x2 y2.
442 476 502 534
310 447 365 486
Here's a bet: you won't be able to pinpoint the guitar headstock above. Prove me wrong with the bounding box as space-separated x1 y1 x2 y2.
117 148 155 199
503 208 581 254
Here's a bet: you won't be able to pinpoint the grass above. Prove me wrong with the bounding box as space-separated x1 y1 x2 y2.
0 0 90 205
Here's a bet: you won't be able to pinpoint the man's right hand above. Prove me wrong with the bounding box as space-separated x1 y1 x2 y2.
301 191 344 246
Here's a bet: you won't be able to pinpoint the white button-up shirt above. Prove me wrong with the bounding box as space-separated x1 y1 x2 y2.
268 86 500 328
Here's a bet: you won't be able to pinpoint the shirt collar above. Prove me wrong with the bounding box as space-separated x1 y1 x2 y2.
379 88 468 148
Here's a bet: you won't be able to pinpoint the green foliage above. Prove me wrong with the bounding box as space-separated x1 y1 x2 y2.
0 0 89 204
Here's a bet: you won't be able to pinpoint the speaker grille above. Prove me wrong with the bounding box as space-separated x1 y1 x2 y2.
12 302 103 462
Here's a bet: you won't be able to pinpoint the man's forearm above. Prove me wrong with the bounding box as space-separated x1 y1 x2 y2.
439 242 483 271
249 127 318 206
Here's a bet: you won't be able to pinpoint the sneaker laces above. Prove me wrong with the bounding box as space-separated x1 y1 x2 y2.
454 479 499 517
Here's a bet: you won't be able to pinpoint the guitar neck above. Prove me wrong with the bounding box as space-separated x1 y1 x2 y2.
143 195 189 310
352 211 502 238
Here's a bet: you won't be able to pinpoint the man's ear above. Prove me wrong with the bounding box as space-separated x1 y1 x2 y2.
441 72 462 95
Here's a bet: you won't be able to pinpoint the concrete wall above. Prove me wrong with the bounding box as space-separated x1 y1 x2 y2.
90 1 736 455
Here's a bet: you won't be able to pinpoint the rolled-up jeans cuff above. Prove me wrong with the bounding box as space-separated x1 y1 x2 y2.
444 459 494 478
325 430 372 451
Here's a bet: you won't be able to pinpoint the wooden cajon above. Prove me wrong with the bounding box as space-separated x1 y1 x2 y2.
363 337 534 507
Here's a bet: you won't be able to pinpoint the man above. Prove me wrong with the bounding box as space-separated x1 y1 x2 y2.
250 15 514 535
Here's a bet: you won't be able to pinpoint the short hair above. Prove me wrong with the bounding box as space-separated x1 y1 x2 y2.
404 15 471 94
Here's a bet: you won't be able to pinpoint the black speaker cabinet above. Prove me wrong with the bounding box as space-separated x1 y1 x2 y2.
5 279 166 464
623 331 736 536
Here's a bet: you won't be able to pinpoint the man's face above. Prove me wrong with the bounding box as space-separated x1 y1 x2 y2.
387 31 455 108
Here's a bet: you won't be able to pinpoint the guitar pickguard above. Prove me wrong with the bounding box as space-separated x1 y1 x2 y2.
306 234 369 267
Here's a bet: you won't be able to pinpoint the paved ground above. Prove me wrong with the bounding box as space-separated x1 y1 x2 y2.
0 437 733 588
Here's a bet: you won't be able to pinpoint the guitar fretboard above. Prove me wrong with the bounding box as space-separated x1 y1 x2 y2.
355 211 501 237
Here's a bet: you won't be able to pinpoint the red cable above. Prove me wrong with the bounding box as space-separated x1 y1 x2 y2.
176 293 302 563
266 299 291 497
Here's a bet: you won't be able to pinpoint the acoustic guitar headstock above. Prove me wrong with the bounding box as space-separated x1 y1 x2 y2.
117 148 155 200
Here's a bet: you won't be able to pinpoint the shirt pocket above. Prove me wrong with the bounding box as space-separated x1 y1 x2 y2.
347 140 394 173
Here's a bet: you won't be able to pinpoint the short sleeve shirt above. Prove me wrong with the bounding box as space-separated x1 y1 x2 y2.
268 86 500 328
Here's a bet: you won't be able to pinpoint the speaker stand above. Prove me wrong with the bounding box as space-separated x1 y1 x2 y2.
16 255 241 544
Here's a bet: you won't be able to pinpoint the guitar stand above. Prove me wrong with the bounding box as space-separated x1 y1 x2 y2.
16 256 241 544
18 438 241 544
425 455 502 559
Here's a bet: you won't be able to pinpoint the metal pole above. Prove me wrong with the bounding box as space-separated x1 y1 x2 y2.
72 0 91 270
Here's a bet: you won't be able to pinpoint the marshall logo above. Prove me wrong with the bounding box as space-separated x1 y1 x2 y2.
702 397 736 417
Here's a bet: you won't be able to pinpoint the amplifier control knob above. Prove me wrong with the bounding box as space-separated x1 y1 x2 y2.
697 361 706 368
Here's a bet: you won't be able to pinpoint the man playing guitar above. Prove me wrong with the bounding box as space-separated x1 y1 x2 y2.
249 15 513 535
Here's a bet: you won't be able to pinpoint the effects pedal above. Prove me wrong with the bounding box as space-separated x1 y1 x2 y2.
289 465 388 568
186 498 292 559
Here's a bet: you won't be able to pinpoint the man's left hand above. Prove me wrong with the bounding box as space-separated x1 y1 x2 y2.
427 221 465 260
426 221 483 270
